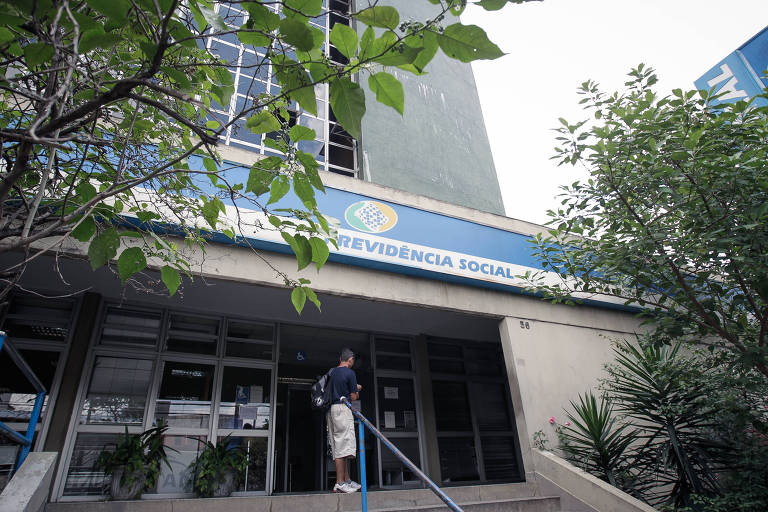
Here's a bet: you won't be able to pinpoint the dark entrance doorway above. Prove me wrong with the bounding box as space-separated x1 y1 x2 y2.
273 325 376 493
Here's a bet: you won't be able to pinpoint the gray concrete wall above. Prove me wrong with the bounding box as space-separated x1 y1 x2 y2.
0 452 58 512
356 1 506 215
499 317 639 446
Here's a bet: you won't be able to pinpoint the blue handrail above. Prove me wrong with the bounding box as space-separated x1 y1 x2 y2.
0 331 47 470
341 397 464 512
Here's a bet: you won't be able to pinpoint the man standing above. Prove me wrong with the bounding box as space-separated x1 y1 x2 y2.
328 347 363 493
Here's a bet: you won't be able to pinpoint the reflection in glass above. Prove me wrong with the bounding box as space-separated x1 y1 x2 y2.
63 433 119 496
381 438 420 487
153 435 204 494
80 357 153 425
218 436 268 492
165 314 219 355
218 366 271 430
100 307 161 347
155 361 214 428
0 349 58 422
225 321 273 360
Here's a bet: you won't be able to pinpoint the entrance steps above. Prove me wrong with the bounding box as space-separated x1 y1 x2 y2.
46 482 563 512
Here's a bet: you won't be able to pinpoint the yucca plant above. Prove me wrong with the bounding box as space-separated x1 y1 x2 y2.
605 338 733 508
559 391 638 488
189 435 247 498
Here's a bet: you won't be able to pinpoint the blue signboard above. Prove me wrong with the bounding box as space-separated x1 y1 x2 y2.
695 26 768 107
172 155 628 310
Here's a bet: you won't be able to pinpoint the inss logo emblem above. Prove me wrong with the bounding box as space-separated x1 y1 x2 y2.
345 201 398 233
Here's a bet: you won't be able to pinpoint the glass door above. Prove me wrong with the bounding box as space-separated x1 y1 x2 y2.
373 337 424 488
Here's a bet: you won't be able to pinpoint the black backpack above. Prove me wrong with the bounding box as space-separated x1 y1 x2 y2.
310 367 335 410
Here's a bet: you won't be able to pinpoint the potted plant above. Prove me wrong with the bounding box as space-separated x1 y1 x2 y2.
97 421 173 500
189 436 247 498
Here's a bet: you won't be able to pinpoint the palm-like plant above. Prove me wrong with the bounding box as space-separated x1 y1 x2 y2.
559 391 638 488
606 338 732 508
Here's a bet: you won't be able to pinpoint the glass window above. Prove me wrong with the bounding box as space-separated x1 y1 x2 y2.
376 354 412 371
152 435 205 494
63 433 120 496
381 438 420 487
474 383 513 431
0 349 58 422
481 436 520 481
100 306 161 347
155 361 215 428
80 357 153 425
432 381 472 432
166 314 220 355
218 436 268 492
218 366 271 430
438 437 479 483
427 342 462 359
225 321 273 360
429 359 464 374
2 296 72 342
377 378 417 433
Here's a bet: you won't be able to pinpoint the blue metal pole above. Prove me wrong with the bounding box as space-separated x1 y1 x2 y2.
358 418 367 512
0 331 5 351
17 391 45 469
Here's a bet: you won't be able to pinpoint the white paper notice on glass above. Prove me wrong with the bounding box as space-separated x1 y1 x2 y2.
384 411 396 429
250 385 263 404
404 410 416 430
384 386 399 400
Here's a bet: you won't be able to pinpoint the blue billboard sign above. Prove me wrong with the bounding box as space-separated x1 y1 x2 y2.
695 26 768 107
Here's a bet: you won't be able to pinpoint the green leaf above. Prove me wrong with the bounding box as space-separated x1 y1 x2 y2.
161 66 192 91
329 78 365 140
161 265 181 296
293 173 316 208
247 167 276 196
309 237 329 270
198 4 227 31
355 6 399 30
476 0 507 10
79 28 121 53
201 197 225 229
242 2 280 32
359 26 375 61
246 111 282 133
291 287 306 314
293 234 313 270
279 18 315 52
86 0 130 24
401 30 438 74
117 247 147 283
368 72 404 115
330 23 358 59
24 43 54 66
284 0 323 17
436 24 504 62
202 157 218 173
304 286 321 311
272 56 318 116
268 176 290 205
289 125 316 142
88 228 120 270
71 216 96 242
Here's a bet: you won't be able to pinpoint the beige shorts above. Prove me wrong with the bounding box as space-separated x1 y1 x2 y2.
327 403 356 459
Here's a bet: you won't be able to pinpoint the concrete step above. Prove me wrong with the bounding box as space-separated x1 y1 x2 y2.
362 496 561 512
47 482 560 512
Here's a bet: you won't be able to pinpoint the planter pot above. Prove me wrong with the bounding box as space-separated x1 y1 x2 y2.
109 467 146 500
213 468 237 497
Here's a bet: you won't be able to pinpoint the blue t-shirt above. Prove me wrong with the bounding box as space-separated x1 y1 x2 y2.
330 366 358 403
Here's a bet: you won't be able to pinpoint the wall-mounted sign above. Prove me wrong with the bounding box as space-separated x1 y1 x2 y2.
695 25 768 107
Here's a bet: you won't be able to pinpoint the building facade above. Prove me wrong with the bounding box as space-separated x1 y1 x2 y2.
0 1 641 502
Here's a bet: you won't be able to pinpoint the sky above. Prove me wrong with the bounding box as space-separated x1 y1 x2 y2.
462 0 768 224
